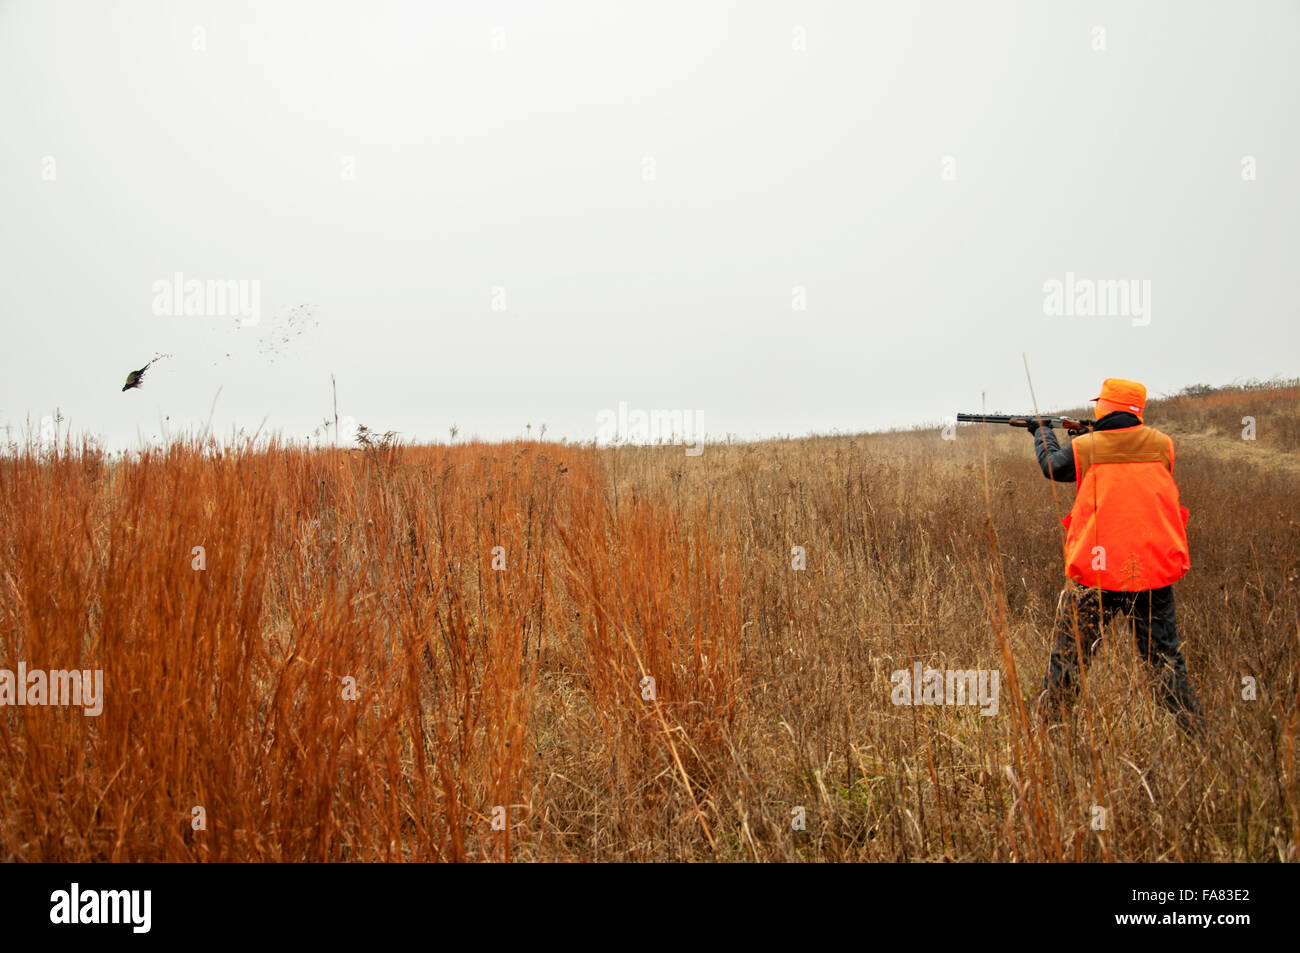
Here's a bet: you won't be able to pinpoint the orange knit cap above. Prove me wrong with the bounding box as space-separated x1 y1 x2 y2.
1091 378 1146 419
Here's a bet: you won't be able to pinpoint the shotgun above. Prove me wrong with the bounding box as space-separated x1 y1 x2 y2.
956 413 1095 434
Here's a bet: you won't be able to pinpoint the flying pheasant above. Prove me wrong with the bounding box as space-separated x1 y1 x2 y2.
122 354 170 392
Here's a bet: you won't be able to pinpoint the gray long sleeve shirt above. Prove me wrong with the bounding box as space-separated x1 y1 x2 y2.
1032 411 1142 483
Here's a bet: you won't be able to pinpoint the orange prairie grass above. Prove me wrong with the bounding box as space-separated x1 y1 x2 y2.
0 383 1296 860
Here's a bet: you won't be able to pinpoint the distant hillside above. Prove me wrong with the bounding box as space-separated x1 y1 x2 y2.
1055 378 1300 453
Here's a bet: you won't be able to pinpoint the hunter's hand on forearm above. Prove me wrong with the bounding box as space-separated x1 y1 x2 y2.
1008 417 1039 433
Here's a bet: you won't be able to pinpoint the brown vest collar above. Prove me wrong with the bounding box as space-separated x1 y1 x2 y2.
1073 426 1172 483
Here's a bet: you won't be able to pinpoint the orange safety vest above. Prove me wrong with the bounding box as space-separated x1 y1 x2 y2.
1062 425 1190 590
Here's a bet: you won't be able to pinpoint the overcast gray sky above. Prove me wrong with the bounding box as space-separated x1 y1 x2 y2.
2 0 1297 450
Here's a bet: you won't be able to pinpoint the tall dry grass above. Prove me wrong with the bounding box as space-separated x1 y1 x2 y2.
0 383 1296 860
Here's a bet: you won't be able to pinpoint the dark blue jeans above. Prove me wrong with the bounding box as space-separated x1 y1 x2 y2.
1042 584 1204 734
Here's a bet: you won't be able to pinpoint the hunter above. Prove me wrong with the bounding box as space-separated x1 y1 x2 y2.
1018 378 1205 735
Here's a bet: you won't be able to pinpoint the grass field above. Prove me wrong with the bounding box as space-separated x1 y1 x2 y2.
1 381 1297 861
